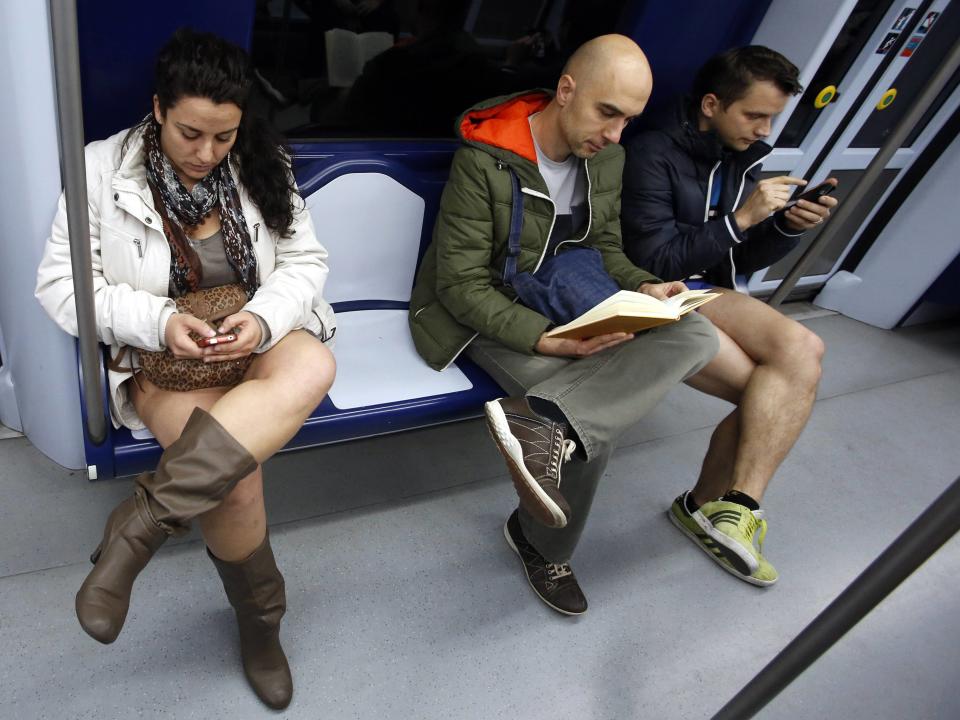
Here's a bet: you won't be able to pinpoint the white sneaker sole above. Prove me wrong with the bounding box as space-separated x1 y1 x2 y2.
668 507 776 587
485 401 568 529
688 506 761 574
502 518 586 616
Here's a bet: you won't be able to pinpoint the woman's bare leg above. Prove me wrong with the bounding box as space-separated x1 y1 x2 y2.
129 330 334 560
204 331 336 463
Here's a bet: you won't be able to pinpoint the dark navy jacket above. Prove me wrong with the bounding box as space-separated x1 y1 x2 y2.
621 99 804 288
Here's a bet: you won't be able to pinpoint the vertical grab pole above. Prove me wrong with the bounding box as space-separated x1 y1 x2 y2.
711 476 960 720
48 0 106 445
768 36 960 308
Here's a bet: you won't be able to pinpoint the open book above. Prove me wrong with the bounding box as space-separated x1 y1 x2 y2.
325 28 394 87
544 289 719 340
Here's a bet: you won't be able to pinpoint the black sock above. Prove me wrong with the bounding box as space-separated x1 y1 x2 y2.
527 396 588 461
527 396 569 425
684 492 700 513
721 490 760 511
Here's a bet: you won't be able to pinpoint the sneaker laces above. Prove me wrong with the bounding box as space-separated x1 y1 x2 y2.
546 562 572 580
753 511 768 552
546 425 576 481
738 509 768 553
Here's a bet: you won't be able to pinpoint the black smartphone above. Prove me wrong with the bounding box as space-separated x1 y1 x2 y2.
788 181 836 206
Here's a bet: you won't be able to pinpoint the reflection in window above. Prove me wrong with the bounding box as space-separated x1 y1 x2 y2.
250 0 627 139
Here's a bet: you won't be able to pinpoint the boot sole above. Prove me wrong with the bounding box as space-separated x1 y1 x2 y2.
485 401 568 529
502 519 586 616
668 507 776 587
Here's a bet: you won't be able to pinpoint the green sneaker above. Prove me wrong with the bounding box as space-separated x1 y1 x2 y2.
668 492 778 586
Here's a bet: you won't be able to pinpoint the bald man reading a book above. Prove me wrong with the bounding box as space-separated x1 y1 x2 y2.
408 35 719 615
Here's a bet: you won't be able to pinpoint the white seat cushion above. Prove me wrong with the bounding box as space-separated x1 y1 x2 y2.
328 309 472 409
304 173 425 304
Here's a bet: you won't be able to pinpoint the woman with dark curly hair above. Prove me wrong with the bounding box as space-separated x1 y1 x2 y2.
36 28 336 709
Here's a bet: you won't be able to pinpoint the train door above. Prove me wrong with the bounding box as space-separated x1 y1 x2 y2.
745 0 960 296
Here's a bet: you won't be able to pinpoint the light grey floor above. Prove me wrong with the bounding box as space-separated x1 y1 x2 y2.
1 313 959 720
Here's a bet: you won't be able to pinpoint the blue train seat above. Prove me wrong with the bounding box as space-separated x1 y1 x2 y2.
81 142 503 479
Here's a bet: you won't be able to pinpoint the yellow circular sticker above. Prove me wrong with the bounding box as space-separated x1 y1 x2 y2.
814 85 837 109
877 88 897 110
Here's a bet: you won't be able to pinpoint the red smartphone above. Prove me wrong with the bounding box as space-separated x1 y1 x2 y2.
788 180 837 207
196 333 237 348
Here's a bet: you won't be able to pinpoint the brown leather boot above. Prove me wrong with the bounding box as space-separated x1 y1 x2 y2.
209 534 293 710
76 408 258 644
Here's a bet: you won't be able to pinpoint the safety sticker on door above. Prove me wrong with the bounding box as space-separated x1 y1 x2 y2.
876 33 899 55
892 8 915 32
918 12 939 34
900 35 923 57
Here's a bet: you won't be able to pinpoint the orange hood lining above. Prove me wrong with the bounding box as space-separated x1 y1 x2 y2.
459 93 551 164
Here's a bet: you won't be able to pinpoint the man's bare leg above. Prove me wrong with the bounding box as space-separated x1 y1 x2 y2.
684 328 752 505
687 289 825 504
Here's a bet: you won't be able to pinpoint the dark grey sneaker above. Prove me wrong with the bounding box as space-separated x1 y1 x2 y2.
503 511 587 616
485 397 574 528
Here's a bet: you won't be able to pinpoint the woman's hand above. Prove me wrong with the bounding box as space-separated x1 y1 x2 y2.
201 311 263 363
164 313 216 359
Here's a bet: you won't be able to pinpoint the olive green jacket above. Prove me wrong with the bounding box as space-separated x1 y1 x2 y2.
409 90 659 370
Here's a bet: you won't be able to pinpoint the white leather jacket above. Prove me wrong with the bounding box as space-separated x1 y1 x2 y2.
35 126 336 429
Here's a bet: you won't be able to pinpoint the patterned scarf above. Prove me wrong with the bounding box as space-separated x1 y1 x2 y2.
142 119 258 299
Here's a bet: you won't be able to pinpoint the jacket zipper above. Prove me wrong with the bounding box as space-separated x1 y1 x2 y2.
443 159 549 370
703 161 721 222
520 187 557 274
696 161 722 282
132 238 143 258
727 152 772 290
312 309 336 343
732 152 771 209
251 223 263 283
553 157 593 254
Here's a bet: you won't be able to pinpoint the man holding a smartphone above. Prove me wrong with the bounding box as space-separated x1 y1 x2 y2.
620 46 838 587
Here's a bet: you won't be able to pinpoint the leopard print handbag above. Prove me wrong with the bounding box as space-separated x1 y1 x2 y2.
111 283 254 392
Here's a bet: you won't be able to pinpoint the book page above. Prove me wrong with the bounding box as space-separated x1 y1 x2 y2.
580 290 664 317
326 28 362 88
358 32 394 63
664 289 719 316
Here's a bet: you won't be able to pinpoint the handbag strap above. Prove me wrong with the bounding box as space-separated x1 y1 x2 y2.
502 166 525 286
106 346 132 373
106 346 146 391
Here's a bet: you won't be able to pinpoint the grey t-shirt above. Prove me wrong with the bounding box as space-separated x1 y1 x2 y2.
190 229 241 289
530 116 588 255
